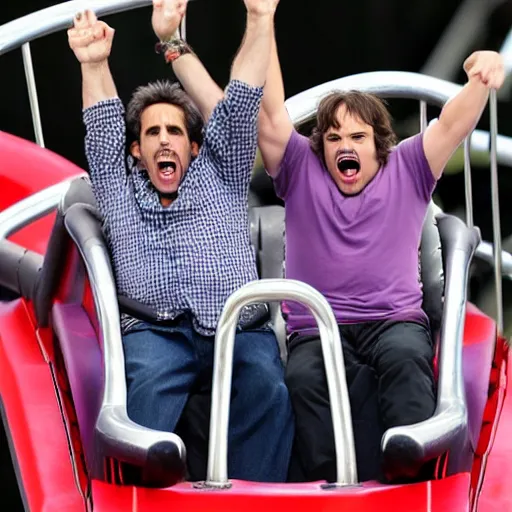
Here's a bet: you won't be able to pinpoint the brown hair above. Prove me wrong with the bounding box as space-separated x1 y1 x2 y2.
126 80 204 147
310 90 397 166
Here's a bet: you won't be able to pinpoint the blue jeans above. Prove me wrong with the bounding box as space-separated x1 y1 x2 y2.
122 315 294 482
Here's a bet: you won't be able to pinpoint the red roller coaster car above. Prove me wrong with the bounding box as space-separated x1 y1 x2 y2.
1 2 512 511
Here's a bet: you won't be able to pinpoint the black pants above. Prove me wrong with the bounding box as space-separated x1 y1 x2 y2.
285 320 436 483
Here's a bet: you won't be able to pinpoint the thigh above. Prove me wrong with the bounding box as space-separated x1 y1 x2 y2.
231 328 284 391
122 325 198 430
123 325 197 386
362 322 434 373
360 321 436 429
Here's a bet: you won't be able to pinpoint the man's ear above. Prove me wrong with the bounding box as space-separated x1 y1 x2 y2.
130 140 141 160
191 142 199 158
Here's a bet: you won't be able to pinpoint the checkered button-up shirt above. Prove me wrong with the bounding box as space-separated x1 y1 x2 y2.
83 80 263 335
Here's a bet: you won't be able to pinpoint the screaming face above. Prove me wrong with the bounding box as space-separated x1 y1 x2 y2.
131 102 199 206
323 104 380 196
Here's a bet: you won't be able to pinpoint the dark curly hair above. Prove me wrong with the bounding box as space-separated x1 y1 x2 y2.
126 80 204 147
310 90 397 166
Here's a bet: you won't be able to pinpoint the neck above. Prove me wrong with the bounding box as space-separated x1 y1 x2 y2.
159 191 178 207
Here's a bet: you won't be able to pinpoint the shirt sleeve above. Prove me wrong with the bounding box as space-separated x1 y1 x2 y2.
395 132 437 202
83 98 129 214
273 130 311 200
202 80 263 194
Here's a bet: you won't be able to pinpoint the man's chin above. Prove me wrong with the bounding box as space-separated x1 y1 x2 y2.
337 181 365 197
151 177 180 196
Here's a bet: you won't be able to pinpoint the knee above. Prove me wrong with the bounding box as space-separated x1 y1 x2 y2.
285 362 320 405
254 364 290 408
285 364 306 396
385 342 433 368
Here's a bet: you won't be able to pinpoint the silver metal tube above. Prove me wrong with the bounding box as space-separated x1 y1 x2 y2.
463 135 474 228
474 241 512 280
489 89 504 335
0 177 80 239
22 42 45 147
206 279 357 487
420 101 427 132
0 0 199 56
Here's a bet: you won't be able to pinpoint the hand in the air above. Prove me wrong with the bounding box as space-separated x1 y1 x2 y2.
463 51 505 90
152 0 187 42
68 10 114 64
243 0 280 17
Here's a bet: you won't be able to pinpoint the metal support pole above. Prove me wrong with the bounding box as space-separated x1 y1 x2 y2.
489 89 504 335
22 42 45 147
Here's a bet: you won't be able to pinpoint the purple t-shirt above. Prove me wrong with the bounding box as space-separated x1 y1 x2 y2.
274 130 437 333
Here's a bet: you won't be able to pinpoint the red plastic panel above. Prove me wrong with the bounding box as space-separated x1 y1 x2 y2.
0 300 84 512
463 303 497 347
0 131 84 254
473 337 510 512
91 474 470 512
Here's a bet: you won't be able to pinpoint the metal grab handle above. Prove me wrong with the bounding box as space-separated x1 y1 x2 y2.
206 279 357 487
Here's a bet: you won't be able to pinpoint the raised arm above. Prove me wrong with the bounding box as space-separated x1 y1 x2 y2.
69 10 127 210
423 51 505 180
231 0 278 87
67 10 117 109
198 0 279 189
151 0 223 121
257 22 294 178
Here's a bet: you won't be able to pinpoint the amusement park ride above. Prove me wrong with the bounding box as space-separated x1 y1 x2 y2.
1 1 512 510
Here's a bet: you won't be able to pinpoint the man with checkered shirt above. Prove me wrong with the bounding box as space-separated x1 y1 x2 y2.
67 0 292 483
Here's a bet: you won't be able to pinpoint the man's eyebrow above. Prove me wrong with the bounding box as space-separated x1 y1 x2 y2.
144 124 160 135
167 124 184 132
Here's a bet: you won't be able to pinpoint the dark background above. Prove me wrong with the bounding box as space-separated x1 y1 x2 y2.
1 0 512 331
1 0 512 242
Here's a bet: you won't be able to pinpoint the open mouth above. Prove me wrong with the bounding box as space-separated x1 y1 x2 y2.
157 161 177 175
336 154 361 178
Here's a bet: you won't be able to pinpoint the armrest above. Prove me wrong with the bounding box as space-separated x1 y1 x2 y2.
64 203 186 487
382 213 481 480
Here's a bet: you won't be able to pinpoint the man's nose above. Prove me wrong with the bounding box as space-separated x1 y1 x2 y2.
341 139 353 151
159 132 171 145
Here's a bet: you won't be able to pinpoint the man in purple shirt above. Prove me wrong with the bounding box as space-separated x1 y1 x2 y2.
154 0 505 483
257 32 504 481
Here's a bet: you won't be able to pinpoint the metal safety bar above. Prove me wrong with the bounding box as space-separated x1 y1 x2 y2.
206 279 357 488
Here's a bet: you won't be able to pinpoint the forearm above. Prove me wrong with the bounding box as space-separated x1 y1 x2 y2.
81 61 118 109
438 77 489 142
172 54 224 121
231 13 273 87
261 25 285 118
